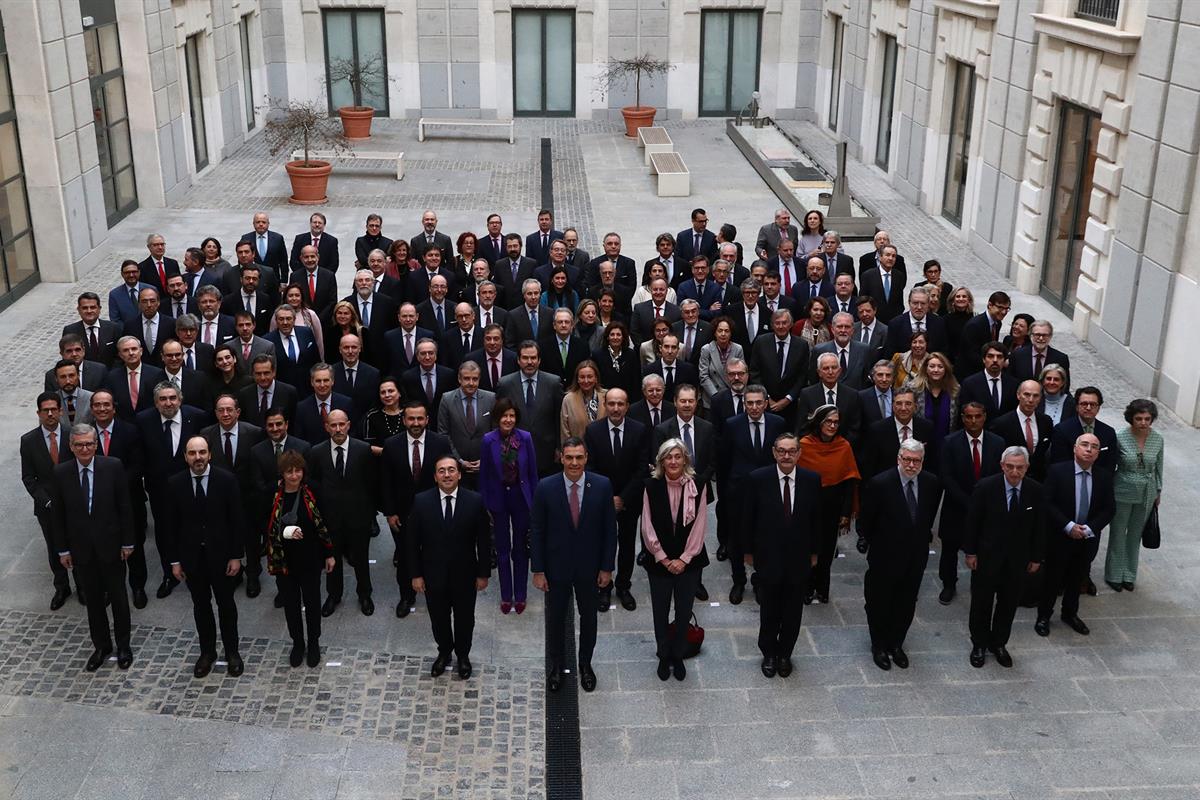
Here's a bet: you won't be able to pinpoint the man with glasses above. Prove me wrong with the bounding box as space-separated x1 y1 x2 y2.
958 291 1012 377
354 213 393 269
1009 320 1072 385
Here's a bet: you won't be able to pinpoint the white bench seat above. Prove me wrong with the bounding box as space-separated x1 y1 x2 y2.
291 150 405 180
650 151 690 197
638 126 674 165
418 118 514 144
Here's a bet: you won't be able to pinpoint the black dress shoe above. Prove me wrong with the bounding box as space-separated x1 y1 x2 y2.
760 656 777 678
579 664 597 692
938 586 955 605
132 589 148 609
246 575 261 598
636 549 649 566
753 585 762 605
1122 582 1135 592
396 601 411 619
872 649 891 671
775 656 793 678
50 588 70 610
231 572 244 589
889 648 909 669
1035 618 1050 637
1105 580 1124 592
547 666 563 692
226 653 244 677
989 646 1013 668
1084 578 1098 596
431 653 450 677
694 583 709 602
597 589 612 612
306 641 321 668
856 535 868 554
155 576 179 599
672 659 686 681
715 544 728 561
274 593 285 609
457 658 472 679
321 596 340 617
289 642 305 668
815 591 829 604
657 659 671 681
116 647 133 669
194 652 216 679
360 596 375 616
617 589 637 611
969 646 987 668
804 589 815 606
85 647 112 672
729 584 744 605
1061 615 1090 636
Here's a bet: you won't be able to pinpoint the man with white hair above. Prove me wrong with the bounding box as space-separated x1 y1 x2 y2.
345 267 398 358
755 208 799 261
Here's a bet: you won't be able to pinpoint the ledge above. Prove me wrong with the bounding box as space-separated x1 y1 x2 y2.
1031 12 1141 56
933 0 1000 21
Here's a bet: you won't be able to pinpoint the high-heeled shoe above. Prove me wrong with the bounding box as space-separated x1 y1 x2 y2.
500 601 512 614
514 601 526 614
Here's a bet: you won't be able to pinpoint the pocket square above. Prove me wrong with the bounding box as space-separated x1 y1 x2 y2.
1025 506 1033 511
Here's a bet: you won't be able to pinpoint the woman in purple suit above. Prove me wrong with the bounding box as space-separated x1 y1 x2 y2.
479 397 540 614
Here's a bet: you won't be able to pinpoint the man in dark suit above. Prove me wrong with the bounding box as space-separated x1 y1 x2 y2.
493 234 538 307
728 279 771 349
957 292 1012 377
163 274 198 320
265 306 320 397
166 436 245 678
407 248 459 308
792 256 836 307
856 230 907 279
496 341 564 475
858 245 906 324
289 212 339 274
346 269 399 361
958 342 1019 423
628 373 675 431
1050 386 1118 472
857 360 896 427
138 233 181 295
240 212 289 283
676 258 724 322
531 437 618 693
408 456 491 679
672 300 713 365
541 308 590 386
202 393 264 597
45 334 105 394
936 402 1004 604
884 286 948 357
584 259 635 318
743 432 821 678
1009 320 1072 384
248 407 310 589
365 247 404 304
385 303 435 379
964 446 1046 668
858 440 943 671
828 273 858 317
238 354 299 428
641 232 684 289
409 209 455 268
474 281 509 330
583 388 649 612
293 245 338 321
754 208 799 261
307 410 378 616
65 292 120 367
853 296 888 366
354 213 393 269
630 279 682 345
105 336 165 421
990 380 1054 481
642 333 698 401
402 339 456 420
225 239 282 307
194 286 236 349
583 233 639 291
381 401 453 618
159 338 215 414
534 240 584 294
1036 433 1115 639
109 260 154 329
439 302 485 369
123 287 177 367
21 393 79 608
415 274 455 336
562 227 590 269
477 213 506 266
436 363 494 489
796 352 862 445
766 239 804 298
89 390 149 605
227 312 274 374
749 310 809 428
293 364 354 444
524 209 563 267
863 388 933 478
818 232 856 283
221 264 273 335
761 272 798 317
674 208 719 268
466 324 518 393
812 312 870 390
50 425 135 671
332 333 381 423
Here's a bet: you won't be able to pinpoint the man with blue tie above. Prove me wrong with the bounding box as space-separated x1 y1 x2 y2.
530 437 618 693
266 306 319 396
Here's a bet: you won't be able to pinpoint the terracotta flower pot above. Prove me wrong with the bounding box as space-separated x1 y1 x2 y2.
284 159 332 205
621 105 657 138
338 106 375 140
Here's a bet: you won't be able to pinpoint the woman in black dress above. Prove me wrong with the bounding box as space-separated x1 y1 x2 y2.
362 378 404 454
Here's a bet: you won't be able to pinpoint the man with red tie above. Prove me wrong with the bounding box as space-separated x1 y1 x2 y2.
137 233 180 295
21 393 78 610
290 212 340 274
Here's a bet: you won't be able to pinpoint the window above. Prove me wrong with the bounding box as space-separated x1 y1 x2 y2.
0 17 38 307
512 10 575 116
323 9 388 114
1041 103 1100 315
875 35 897 169
84 20 137 225
184 35 208 170
239 16 254 131
942 61 974 225
699 10 762 116
1075 0 1119 24
828 17 844 131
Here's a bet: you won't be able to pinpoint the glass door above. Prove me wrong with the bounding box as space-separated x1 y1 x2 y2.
84 20 137 225
184 35 208 171
942 60 974 225
513 10 574 116
699 10 762 116
828 17 844 130
876 35 897 169
323 9 388 113
1040 103 1100 315
0 16 39 307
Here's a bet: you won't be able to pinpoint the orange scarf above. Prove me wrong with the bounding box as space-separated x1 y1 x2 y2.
797 434 861 487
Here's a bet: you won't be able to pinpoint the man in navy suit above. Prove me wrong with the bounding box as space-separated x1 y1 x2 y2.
409 209 455 267
676 256 724 321
289 212 339 274
240 212 289 283
293 364 354 444
493 234 538 307
332 333 381 422
957 292 1012 377
674 208 719 269
958 342 1019 423
406 247 459 307
766 239 803 298
266 306 320 397
857 360 896 426
818 232 856 283
863 388 934 478
530 437 618 693
728 279 771 349
385 303 434 379
857 230 908 280
642 333 698 402
65 292 120 367
466 324 518 393
884 286 948 358
1009 319 1071 385
138 233 181 295
123 287 177 367
792 256 835 307
110 260 154 329
583 232 639 291
524 209 563 267
991 380 1054 481
401 339 456 419
346 268 399 361
105 336 165 421
828 273 858 317
477 213 506 266
220 263 273 335
294 245 338 321
858 245 906 324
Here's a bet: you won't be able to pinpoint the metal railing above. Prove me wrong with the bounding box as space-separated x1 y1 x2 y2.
1075 0 1119 24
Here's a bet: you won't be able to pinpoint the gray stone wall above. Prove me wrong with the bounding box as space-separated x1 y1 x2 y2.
892 0 935 205
417 0 481 115
143 0 189 202
607 0 668 112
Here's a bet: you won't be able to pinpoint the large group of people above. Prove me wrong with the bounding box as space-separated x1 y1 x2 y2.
20 206 1166 690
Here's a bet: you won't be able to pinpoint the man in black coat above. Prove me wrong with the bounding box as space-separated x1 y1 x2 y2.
406 246 459 307
407 456 491 679
540 308 591 387
963 446 1046 668
1050 387 1118 472
240 212 289 283
958 342 1019 423
166 436 246 678
105 336 165 421
495 342 564 475
202 393 264 597
293 245 339 322
583 233 638 290
743 433 821 678
857 245 906 324
123 287 177 367
883 286 948 357
307 411 378 616
65 292 120 367
410 210 456 268
863 388 933 478
21 393 77 608
332 333 381 423
1035 433 1115 638
138 233 181 295
401 339 456 420
345 269 399 362
289 212 339 274
1009 320 1071 384
748 309 809 429
44 334 105 394
627 374 674 430
858 440 943 671
642 333 699 401
89 390 150 605
796 352 862 446
936 402 1004 604
674 208 720 267
439 302 485 370
524 209 564 267
856 230 908 279
292 364 354 445
265 307 320 397
354 213 393 268
957 292 1012 377
384 303 435 378
493 234 538 307
583 388 649 612
504 281 553 347
857 360 896 426
990 380 1054 481
466 325 518 393
238 354 299 428
220 262 273 335
50 425 135 671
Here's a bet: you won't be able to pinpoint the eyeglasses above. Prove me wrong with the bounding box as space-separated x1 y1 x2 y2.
899 456 924 465
71 441 96 449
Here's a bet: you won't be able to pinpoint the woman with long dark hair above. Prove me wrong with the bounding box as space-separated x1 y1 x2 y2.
479 398 538 613
796 405 860 604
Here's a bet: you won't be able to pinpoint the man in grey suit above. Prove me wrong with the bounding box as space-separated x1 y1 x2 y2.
755 208 800 261
812 312 871 390
496 341 564 476
52 360 95 426
437 361 495 489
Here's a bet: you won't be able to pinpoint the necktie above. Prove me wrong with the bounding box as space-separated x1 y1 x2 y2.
424 371 434 402
901 424 910 441
905 480 918 522
883 271 891 301
405 333 414 363
652 407 660 427
484 310 491 327
971 437 981 480
244 294 254 313
655 305 662 319
782 475 792 519
88 326 100 357
612 426 622 456
1083 422 1094 435
163 419 173 454
684 327 694 358
529 309 537 332
839 348 848 374
444 494 454 524
464 332 471 351
81 466 90 513
257 235 266 261
1024 416 1035 452
511 261 518 281
560 339 568 366
990 378 1000 409
525 378 535 407
493 237 500 255
287 335 297 362
204 321 213 346
320 401 328 422
747 310 756 337
465 395 475 433
694 232 701 255
860 325 870 343
779 227 788 241
1035 351 1044 376
879 392 887 419
734 394 742 415
336 445 345 477
129 287 137 306
1009 486 1019 512
783 264 793 294
186 273 197 295
128 370 140 407
569 481 580 527
169 373 180 391
260 388 270 415
66 394 76 423
411 439 421 479
101 429 110 456
828 389 835 405
542 233 548 252
346 367 355 388
810 283 818 299
435 305 444 330
243 341 251 362
914 318 923 334
48 431 58 464
312 235 320 250
768 299 776 314
157 260 166 289
274 442 282 457
1078 471 1090 521
991 319 1001 341
490 357 499 388
225 431 234 464
682 422 694 459
752 420 761 451
175 300 184 317
665 366 674 392
308 272 316 300
362 301 370 326
194 475 206 509
144 318 155 350
186 349 195 371
777 339 786 371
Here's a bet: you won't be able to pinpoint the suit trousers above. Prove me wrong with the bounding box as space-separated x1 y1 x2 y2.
647 568 700 661
425 577 478 659
76 559 131 651
968 563 1023 648
613 506 641 593
125 491 149 591
36 514 71 592
392 527 416 604
241 501 264 578
327 525 373 600
810 486 845 597
723 486 757 587
757 579 806 659
1038 536 1098 620
278 568 322 646
146 491 176 580
863 554 927 650
185 553 240 656
938 512 964 589
547 573 601 668
493 485 530 603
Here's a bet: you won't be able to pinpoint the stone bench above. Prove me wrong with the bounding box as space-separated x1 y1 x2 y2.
638 126 674 165
291 150 405 180
418 118 515 144
650 151 690 197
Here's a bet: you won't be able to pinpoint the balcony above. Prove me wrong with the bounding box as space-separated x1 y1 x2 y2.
1075 0 1119 25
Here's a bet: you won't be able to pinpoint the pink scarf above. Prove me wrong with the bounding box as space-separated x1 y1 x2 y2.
668 476 700 526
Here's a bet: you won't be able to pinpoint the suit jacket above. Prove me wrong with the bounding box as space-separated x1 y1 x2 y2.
493 256 538 305
530 471 618 580
728 302 772 350
583 254 639 291
416 299 454 337
627 399 675 431
1049 416 1118 473
250 435 310 511
202 421 264 497
585 282 635 317
474 304 509 333
583 417 649 508
959 371 1020 423
52 388 91 429
138 256 181 294
293 392 354 444
407 267 459 308
755 223 799 261
401 364 456 419
957 312 1005 377
853 321 888 366
524 229 564 267
266 328 320 396
108 282 154 328
828 293 860 318
630 300 682 344
345 291 399 359
409 231 455 270
236 381 299 428
671 319 714 365
123 313 177 366
44 360 106 393
991 410 1054 481
333 360 381 422
1008 345 1072 384
675 280 724 321
674 228 719 268
743 464 821 585
479 428 539 512
819 252 857 283
221 290 273 335
437 388 495 464
865 415 934 478
135 405 206 494
406 486 491 586
194 315 237 349
749 334 810 403
642 359 699 402
20 424 69 518
104 363 166 420
496 369 564 472
540 334 591 386
164 468 245 572
379 430 453 520
857 468 943 567
64 320 121 367
240 231 289 283
290 232 340 273
653 415 716 492
858 251 907 280
228 335 274 371
477 234 507 266
295 267 338 321
305 437 378 532
858 267 906 324
963 473 1046 573
640 256 688 290
161 367 215 414
439 324 485 369
858 385 894 426
355 233 394 270
884 313 949 358
466 347 518 393
534 261 584 294
96 419 146 494
811 340 871 390
789 278 835 307
796 382 862 443
384 326 436 378
163 294 199 320
719 413 785 484
50 456 133 566
938 429 1005 525
504 303 553 348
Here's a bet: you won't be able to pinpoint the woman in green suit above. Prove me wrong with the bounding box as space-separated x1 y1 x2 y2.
1105 399 1164 591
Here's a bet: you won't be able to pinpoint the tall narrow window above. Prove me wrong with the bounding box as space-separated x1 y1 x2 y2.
84 19 137 225
239 16 254 131
512 10 575 116
699 10 762 116
1040 103 1100 315
0 14 38 307
323 9 388 114
942 61 974 225
876 35 897 169
828 17 844 131
184 35 208 171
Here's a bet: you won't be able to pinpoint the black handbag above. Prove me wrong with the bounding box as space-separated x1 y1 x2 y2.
1141 506 1161 549
667 613 705 659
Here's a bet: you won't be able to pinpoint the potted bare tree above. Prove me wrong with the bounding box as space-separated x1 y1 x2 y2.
596 55 674 138
261 99 348 204
327 54 385 139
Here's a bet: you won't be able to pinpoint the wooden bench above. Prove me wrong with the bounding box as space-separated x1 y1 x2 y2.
418 118 514 144
650 151 690 197
291 150 405 180
638 126 673 165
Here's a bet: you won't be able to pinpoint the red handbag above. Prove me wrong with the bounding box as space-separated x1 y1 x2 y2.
667 613 705 659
